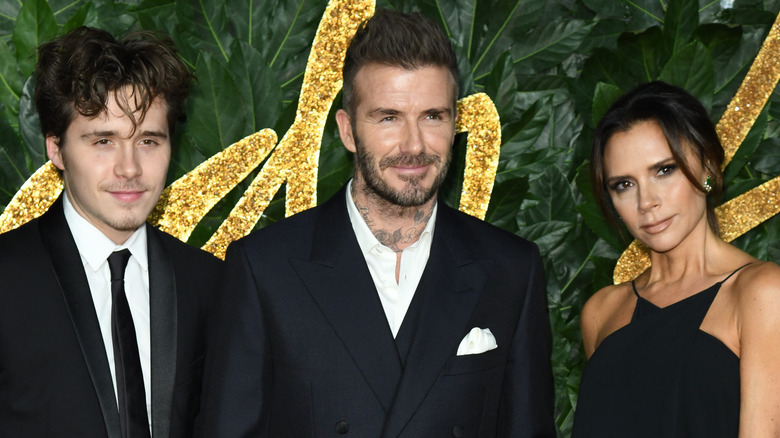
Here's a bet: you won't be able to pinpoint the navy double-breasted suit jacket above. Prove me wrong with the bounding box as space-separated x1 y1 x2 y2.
0 198 221 437
199 185 555 437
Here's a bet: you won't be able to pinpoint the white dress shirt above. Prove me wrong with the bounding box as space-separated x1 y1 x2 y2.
62 193 152 424
345 180 436 337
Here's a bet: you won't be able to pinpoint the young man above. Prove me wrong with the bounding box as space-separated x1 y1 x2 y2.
199 9 555 437
0 27 220 438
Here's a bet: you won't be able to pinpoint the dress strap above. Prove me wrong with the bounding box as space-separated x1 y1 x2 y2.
720 262 752 284
631 280 640 297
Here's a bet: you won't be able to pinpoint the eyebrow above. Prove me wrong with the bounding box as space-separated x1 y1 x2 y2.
80 130 168 139
605 157 676 185
139 130 168 139
367 108 400 117
366 107 453 117
423 107 453 117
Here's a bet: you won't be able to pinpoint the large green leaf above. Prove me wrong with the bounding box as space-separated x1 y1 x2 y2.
0 2 20 38
61 3 91 32
664 0 699 56
750 134 780 177
484 176 529 233
699 23 763 108
0 114 26 208
232 0 324 101
518 165 575 225
18 77 45 170
135 0 178 37
659 41 715 105
185 0 232 62
12 0 58 77
227 40 284 133
498 97 555 176
0 40 21 123
511 19 594 75
591 81 623 127
484 52 519 120
317 118 353 202
1 1 780 436
185 52 251 159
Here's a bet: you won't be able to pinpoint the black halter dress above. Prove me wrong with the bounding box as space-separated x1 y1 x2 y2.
572 268 746 437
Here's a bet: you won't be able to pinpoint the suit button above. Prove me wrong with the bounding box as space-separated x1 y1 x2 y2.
335 420 349 434
452 425 464 437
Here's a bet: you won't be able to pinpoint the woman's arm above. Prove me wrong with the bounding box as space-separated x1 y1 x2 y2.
580 292 603 359
738 262 780 437
580 284 634 359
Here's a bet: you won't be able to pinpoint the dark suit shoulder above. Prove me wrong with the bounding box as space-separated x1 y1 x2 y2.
439 203 538 255
0 217 45 260
151 226 222 268
230 203 320 254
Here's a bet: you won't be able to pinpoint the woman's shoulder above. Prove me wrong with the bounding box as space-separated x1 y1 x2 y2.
583 282 635 315
731 260 780 308
581 282 636 357
728 260 780 436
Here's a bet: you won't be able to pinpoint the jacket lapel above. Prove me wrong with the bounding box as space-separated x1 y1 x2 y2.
146 225 177 438
382 205 491 437
290 186 403 412
39 199 122 438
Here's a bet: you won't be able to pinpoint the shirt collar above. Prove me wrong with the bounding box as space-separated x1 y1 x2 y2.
62 192 149 273
345 179 437 257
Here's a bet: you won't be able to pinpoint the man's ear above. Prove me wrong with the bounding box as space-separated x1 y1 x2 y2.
335 109 356 153
46 135 65 170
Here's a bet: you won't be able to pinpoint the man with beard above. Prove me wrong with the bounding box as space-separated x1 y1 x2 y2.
199 9 555 437
0 27 220 437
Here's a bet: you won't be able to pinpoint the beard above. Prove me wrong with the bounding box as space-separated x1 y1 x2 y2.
354 135 452 207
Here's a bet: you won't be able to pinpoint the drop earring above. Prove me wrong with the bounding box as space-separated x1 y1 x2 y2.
704 176 712 193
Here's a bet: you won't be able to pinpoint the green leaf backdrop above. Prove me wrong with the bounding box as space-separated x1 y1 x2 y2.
2 0 780 435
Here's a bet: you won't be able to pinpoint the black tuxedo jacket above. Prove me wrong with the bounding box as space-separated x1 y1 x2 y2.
199 185 555 437
0 198 220 438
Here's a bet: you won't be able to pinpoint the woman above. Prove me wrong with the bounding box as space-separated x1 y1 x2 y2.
573 81 780 437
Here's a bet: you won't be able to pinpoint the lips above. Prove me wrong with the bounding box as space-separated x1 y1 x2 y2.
392 164 430 176
641 216 673 234
380 153 439 180
108 190 145 203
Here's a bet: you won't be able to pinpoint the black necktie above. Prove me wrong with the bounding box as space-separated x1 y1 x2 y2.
108 249 151 438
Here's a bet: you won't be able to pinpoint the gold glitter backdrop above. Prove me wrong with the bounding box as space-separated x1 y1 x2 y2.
1 1 779 272
0 0 501 261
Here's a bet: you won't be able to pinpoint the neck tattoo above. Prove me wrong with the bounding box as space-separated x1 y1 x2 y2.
355 201 433 253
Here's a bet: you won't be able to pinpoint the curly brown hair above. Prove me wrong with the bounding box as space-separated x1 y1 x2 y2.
35 26 191 143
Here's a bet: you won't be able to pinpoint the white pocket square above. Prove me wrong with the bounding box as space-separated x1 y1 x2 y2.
456 327 498 356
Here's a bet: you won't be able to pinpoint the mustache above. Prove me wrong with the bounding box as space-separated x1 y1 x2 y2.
100 182 147 192
378 153 441 170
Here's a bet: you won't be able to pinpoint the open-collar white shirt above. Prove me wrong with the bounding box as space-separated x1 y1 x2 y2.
62 193 152 424
345 180 437 337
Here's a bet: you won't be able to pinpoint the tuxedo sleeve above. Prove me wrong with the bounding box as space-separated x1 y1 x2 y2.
498 243 556 437
197 242 271 437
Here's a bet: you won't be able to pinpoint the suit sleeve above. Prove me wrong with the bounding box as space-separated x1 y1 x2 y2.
197 242 272 437
498 243 556 437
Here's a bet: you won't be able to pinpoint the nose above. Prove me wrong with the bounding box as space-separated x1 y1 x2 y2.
115 143 142 179
637 183 660 212
399 120 425 155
